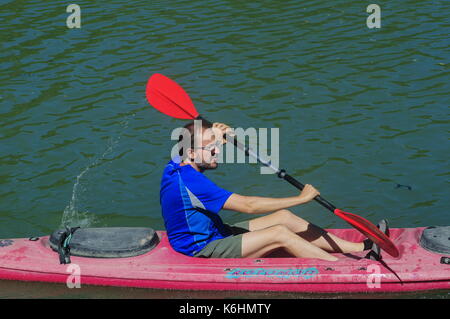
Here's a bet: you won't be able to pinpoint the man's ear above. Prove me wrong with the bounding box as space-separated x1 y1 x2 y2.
186 148 196 161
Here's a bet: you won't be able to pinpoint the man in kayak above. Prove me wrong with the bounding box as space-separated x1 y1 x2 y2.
160 121 382 261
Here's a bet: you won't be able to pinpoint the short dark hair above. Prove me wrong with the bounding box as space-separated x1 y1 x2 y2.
178 120 213 159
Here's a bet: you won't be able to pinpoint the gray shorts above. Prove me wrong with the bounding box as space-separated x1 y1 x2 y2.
193 220 250 258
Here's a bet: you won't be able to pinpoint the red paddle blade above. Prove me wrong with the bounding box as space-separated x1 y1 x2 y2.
146 73 199 119
334 209 400 258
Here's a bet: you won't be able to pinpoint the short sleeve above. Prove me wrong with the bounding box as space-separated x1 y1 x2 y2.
183 171 233 214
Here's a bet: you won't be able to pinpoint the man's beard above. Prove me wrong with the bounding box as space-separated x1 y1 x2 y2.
197 160 218 172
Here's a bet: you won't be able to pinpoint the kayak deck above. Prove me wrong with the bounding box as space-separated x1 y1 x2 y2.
0 227 449 293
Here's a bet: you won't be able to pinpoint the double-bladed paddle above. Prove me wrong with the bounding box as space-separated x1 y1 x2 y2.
146 73 400 258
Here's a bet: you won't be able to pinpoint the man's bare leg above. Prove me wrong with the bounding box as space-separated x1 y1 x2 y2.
247 209 365 254
241 224 338 261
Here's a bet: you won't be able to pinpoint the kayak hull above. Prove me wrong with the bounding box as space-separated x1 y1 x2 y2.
0 267 448 293
0 227 449 293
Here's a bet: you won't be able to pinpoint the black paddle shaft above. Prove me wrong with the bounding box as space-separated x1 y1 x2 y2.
195 116 337 212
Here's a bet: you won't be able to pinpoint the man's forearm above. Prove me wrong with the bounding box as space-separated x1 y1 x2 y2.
245 195 310 214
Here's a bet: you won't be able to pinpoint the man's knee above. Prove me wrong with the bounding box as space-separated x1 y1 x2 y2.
268 224 292 244
273 209 295 223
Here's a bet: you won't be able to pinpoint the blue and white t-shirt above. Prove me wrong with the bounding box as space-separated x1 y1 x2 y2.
160 157 234 256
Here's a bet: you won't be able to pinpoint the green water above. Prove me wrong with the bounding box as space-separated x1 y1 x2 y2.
0 1 448 298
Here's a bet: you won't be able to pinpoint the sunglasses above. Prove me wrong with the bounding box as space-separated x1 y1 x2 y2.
194 141 222 156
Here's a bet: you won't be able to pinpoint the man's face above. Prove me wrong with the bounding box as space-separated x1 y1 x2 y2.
191 127 222 170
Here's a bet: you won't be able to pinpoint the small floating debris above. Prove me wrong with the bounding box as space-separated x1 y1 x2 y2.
395 183 412 190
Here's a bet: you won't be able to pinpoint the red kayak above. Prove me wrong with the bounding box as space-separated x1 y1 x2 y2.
0 226 449 293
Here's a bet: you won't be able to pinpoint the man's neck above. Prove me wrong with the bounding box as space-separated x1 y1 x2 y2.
181 160 203 173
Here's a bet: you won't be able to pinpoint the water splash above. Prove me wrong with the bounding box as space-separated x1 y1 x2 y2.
60 113 136 228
